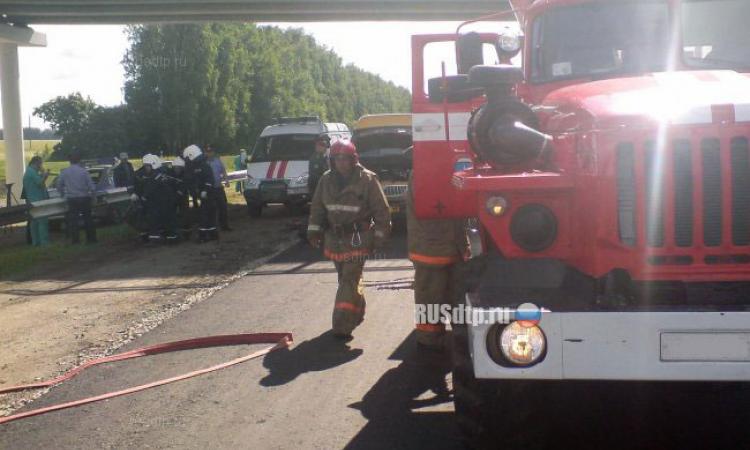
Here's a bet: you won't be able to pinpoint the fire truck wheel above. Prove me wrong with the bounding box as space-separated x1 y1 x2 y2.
452 321 544 450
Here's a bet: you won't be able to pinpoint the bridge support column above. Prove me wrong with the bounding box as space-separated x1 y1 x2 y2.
1 43 24 204
0 25 46 205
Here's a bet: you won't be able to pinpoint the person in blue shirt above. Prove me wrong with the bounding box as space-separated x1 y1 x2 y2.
22 156 51 246
56 152 97 244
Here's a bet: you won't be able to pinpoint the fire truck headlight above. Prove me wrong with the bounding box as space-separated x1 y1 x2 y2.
497 27 523 55
485 196 508 216
499 322 546 366
510 204 557 252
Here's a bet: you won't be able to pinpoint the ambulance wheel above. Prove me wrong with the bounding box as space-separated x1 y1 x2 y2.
452 322 542 449
247 202 263 218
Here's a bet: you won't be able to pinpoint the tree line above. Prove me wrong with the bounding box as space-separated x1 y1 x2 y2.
0 128 58 140
34 24 412 160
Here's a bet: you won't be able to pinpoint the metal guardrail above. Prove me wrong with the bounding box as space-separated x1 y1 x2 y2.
226 170 248 182
28 187 132 220
1 172 250 225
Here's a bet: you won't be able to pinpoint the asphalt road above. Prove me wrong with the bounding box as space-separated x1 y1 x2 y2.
0 234 462 450
1 231 749 449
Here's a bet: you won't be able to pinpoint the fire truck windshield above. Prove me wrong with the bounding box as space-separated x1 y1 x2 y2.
682 0 750 70
530 1 670 83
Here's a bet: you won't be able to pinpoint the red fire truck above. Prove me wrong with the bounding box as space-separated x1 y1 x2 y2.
411 0 750 446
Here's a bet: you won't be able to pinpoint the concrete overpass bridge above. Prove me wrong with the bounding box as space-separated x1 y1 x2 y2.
0 0 509 202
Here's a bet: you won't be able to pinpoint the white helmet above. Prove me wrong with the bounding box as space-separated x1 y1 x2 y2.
172 156 186 168
183 144 202 162
142 153 162 170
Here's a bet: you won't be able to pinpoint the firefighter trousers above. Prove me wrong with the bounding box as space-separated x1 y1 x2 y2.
146 197 177 242
198 192 218 241
413 262 459 347
176 194 192 239
332 259 366 336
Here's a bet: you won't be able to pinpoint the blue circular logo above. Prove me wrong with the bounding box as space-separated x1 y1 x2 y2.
515 303 541 327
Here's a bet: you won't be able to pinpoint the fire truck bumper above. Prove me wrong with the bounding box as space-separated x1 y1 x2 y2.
468 309 750 381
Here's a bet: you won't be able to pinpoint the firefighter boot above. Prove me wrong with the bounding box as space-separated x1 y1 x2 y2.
332 260 366 337
414 263 455 350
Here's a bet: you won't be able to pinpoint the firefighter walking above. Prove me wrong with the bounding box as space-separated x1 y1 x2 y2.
406 176 468 350
307 140 391 338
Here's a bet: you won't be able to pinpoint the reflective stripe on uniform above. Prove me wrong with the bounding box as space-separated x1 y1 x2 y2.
307 224 321 231
409 252 458 266
416 323 446 333
324 248 370 262
325 204 361 213
335 302 363 314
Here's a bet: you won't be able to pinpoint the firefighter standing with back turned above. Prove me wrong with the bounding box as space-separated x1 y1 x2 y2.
307 140 391 339
183 144 219 242
406 175 468 350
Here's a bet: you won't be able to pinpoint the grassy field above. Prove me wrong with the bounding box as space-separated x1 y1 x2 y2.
0 223 137 279
0 140 61 181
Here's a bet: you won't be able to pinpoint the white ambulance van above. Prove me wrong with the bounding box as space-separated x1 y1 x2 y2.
244 116 350 217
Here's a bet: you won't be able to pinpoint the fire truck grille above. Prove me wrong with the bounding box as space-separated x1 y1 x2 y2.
731 138 750 246
702 139 722 246
616 135 750 253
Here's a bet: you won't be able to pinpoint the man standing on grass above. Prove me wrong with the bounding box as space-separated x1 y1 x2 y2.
57 152 97 245
234 149 247 193
206 145 231 231
22 156 51 246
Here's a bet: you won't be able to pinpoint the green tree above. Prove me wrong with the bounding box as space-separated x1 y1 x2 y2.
123 23 411 154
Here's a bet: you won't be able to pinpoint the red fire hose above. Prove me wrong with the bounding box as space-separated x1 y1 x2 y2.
0 332 293 425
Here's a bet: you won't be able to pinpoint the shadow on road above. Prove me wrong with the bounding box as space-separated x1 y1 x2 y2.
260 330 364 386
345 332 462 450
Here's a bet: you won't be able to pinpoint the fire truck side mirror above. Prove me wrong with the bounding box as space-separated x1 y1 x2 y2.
468 65 523 88
427 75 483 103
456 32 484 74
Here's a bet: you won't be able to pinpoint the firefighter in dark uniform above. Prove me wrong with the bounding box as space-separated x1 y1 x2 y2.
183 144 219 242
167 156 193 240
134 154 179 244
406 175 469 349
308 133 330 194
307 140 391 338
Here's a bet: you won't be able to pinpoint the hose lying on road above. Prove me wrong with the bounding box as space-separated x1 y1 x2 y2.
0 332 293 425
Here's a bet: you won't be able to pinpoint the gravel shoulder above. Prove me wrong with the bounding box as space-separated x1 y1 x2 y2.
0 203 302 416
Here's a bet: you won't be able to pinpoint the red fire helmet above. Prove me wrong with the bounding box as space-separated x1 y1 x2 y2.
329 140 359 164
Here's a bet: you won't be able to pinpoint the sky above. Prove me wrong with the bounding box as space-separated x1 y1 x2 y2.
16 21 507 129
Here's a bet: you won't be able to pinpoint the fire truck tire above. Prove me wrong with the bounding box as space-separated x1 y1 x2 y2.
452 321 543 450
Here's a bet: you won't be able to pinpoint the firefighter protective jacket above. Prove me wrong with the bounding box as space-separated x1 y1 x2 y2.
308 164 391 261
186 156 216 195
406 178 468 266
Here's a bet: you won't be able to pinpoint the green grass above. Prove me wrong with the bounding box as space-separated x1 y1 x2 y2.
0 223 137 280
0 140 61 181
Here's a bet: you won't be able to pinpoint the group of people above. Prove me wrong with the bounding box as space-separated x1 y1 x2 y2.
127 144 232 244
306 136 465 349
23 152 99 246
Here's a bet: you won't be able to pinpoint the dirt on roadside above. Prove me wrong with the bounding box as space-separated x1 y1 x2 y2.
0 202 304 415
